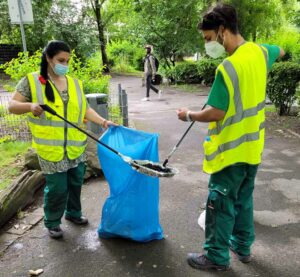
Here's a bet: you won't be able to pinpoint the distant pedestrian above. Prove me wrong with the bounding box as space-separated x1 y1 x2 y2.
177 4 284 271
142 45 162 101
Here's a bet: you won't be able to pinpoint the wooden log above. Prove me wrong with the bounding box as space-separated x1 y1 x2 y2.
0 170 45 228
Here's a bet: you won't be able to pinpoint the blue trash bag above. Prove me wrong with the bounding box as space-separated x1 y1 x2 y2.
97 126 164 242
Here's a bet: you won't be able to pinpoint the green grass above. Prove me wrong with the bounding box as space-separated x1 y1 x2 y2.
0 141 30 190
0 78 17 92
162 83 207 94
265 105 276 112
111 63 142 75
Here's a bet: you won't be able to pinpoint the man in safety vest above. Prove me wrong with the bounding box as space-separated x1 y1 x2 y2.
177 4 284 271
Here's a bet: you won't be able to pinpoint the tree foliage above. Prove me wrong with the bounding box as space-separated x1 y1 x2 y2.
0 0 299 65
122 0 202 68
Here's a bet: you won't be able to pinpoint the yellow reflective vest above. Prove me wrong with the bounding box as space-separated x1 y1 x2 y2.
27 72 87 162
203 42 268 174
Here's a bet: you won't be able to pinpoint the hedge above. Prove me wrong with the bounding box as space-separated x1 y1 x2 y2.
267 62 300 115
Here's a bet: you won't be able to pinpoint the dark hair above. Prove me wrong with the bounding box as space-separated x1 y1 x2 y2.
198 4 239 34
40 40 71 102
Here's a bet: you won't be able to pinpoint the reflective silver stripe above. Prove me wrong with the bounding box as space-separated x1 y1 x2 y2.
32 73 44 104
208 100 265 136
258 45 268 70
205 121 265 161
28 116 77 127
67 139 87 147
33 136 87 147
33 137 64 146
32 73 46 119
208 59 265 136
73 78 83 124
223 60 243 114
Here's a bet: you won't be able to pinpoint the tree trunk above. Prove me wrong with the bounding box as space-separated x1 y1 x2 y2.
0 170 45 228
252 28 257 42
94 0 109 72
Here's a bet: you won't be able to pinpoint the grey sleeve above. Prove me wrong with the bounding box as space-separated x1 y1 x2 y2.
15 76 32 102
149 55 156 75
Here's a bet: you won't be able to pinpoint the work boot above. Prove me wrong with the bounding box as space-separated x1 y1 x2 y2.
187 253 230 271
48 226 63 239
65 215 89 225
230 247 252 263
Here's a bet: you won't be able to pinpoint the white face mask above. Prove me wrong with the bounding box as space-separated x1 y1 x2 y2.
204 34 226 59
205 41 225 59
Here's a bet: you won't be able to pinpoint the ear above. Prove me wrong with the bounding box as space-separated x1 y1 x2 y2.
219 25 225 33
46 54 51 64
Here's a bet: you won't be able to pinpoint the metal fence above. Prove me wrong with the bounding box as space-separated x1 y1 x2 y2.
0 94 31 141
0 85 128 142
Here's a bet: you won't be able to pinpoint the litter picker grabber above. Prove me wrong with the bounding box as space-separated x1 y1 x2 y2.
39 104 177 177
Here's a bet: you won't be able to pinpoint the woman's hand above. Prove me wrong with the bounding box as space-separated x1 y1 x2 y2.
30 103 44 116
102 119 118 129
85 107 119 129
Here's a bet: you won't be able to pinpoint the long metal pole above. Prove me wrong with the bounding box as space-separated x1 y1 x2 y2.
17 0 27 52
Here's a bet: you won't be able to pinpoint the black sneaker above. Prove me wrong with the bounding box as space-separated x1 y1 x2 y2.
48 226 63 239
65 215 89 225
230 247 252 263
187 253 230 271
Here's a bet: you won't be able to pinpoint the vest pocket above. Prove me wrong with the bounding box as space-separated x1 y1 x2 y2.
203 135 219 158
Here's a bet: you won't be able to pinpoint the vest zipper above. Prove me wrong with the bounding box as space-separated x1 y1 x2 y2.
52 77 69 158
63 101 68 157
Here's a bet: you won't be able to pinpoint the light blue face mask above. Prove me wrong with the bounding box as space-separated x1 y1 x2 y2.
53 63 69 76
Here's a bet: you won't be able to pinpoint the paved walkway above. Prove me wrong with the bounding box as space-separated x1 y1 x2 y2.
0 75 299 277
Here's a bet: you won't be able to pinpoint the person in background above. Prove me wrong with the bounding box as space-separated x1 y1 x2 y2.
177 4 285 271
142 45 162 101
8 40 116 239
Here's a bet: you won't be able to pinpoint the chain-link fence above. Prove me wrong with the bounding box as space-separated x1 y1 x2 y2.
0 94 31 141
0 86 128 142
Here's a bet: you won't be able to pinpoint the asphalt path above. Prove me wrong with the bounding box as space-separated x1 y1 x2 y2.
0 75 299 277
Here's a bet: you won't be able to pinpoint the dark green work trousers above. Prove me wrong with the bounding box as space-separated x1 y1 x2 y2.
203 163 259 265
44 162 86 229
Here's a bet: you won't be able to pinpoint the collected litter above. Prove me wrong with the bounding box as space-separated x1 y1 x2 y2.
29 268 43 276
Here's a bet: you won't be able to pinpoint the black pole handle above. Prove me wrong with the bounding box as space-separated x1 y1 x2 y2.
40 104 57 115
162 104 207 167
39 104 120 156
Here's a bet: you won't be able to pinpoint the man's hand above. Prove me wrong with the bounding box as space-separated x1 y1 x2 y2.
176 108 189 121
31 103 44 116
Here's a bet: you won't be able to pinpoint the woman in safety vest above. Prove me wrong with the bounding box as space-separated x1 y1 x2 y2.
9 40 116 239
177 4 284 271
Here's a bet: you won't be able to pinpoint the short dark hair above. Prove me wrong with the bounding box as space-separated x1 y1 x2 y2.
198 4 239 34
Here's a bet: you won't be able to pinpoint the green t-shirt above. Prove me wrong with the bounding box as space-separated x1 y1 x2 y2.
206 44 281 112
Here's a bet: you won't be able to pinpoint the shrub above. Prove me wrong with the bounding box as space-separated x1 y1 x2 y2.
0 105 6 117
267 62 300 116
165 62 202 84
107 41 145 71
258 27 300 63
163 58 221 85
69 51 110 94
197 58 222 85
0 50 110 95
0 51 41 81
72 51 103 78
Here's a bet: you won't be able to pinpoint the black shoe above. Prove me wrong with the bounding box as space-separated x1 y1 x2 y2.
230 247 252 263
65 215 89 225
187 253 230 271
48 226 63 239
